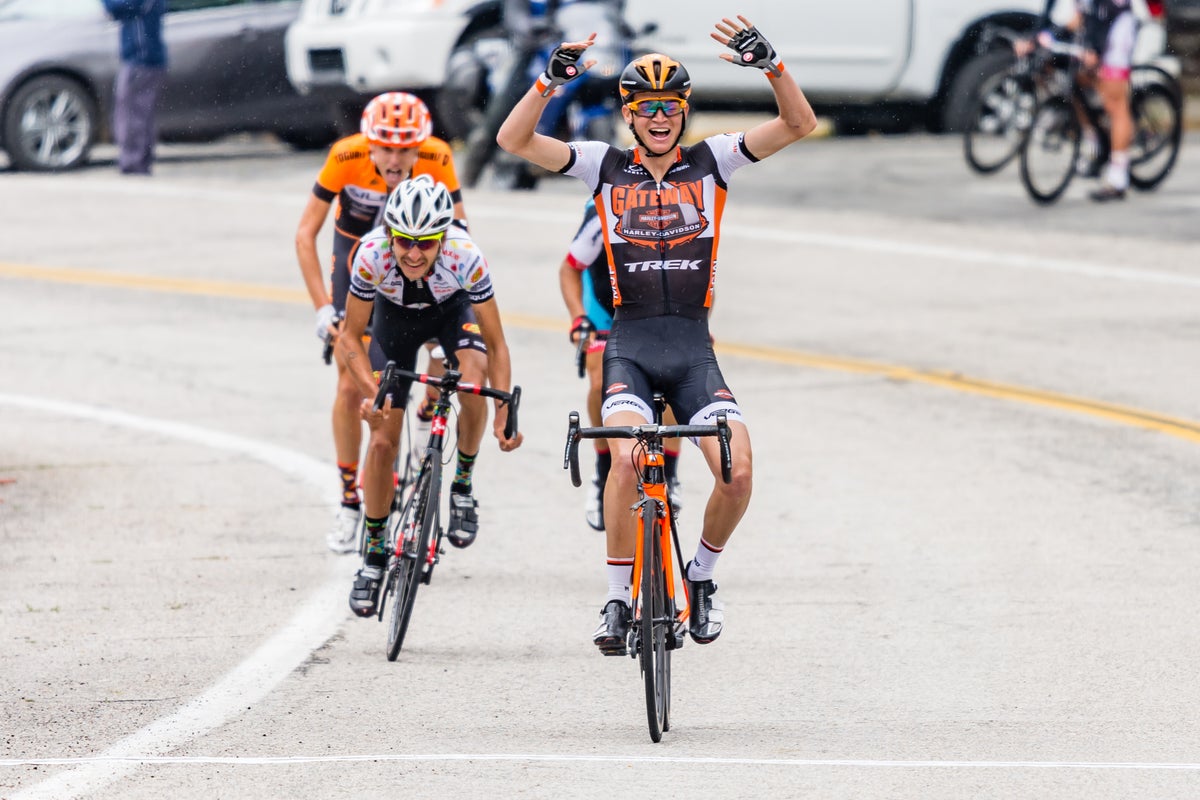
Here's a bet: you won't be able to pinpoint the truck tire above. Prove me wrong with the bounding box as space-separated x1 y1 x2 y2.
940 50 1015 134
435 27 509 144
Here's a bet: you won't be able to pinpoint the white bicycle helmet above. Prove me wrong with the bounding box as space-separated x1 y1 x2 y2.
383 175 455 237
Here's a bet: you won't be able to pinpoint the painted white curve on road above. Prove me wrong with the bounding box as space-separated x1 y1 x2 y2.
0 394 347 800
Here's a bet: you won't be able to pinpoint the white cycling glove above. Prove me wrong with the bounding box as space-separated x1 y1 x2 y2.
315 303 338 340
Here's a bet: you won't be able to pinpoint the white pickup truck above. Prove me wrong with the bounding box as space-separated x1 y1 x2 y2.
285 0 1169 136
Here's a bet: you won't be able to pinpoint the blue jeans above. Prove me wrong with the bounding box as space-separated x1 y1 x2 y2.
113 64 165 174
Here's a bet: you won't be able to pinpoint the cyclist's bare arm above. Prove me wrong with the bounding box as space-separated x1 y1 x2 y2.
472 297 523 451
558 258 587 329
712 17 818 159
740 67 818 159
497 35 596 170
335 294 378 402
295 193 334 311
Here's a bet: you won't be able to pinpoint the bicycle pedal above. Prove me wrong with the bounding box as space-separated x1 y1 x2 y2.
667 624 686 651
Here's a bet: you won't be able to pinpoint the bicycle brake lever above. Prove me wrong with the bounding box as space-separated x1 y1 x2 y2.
716 412 732 485
504 385 521 440
373 361 397 412
565 411 583 486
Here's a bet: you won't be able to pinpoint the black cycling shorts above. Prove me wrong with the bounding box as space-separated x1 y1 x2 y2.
602 315 743 426
370 294 487 406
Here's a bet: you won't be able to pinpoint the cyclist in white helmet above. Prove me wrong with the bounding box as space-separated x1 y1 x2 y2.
337 175 523 618
295 92 467 555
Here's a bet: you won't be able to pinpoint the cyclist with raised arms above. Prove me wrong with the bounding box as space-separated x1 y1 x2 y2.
337 175 523 618
1016 0 1138 201
499 15 817 652
560 197 683 532
295 92 466 554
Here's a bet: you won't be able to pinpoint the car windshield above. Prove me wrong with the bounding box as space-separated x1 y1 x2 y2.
0 0 103 22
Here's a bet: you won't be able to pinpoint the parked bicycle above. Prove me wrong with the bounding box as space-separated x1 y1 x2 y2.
371 360 521 661
962 26 1182 205
564 394 731 742
962 26 1040 176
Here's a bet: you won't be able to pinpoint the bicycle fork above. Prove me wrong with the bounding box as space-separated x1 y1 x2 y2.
629 455 688 656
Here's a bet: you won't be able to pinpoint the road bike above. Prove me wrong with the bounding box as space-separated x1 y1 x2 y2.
962 27 1040 176
564 394 731 742
960 26 1182 205
371 360 521 661
1018 41 1181 204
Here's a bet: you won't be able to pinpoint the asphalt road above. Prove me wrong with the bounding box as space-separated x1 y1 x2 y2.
1 131 1199 799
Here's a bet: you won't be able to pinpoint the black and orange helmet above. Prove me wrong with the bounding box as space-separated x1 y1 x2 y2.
619 53 691 103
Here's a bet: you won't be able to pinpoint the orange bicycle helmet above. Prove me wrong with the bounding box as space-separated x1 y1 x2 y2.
619 53 691 103
360 92 432 147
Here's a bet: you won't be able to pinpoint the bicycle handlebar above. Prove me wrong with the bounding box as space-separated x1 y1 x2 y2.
573 317 594 379
372 360 522 439
564 411 733 487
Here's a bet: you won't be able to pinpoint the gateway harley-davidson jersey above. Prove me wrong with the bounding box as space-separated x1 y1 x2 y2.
559 133 758 320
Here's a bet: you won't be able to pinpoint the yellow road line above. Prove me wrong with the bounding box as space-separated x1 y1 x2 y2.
0 262 308 304
5 261 1199 444
718 342 1200 444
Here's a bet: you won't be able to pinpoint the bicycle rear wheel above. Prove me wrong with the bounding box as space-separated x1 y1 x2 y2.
639 501 670 742
963 67 1036 175
1019 96 1080 205
1128 82 1181 192
385 457 439 661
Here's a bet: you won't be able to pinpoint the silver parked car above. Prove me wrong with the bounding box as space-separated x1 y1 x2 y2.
0 0 346 171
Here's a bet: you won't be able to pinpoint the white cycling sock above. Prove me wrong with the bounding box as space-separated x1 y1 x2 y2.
688 538 724 582
1106 150 1130 190
604 558 633 606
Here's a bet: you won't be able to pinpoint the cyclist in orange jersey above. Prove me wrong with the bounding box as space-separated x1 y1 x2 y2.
500 16 817 653
295 92 465 554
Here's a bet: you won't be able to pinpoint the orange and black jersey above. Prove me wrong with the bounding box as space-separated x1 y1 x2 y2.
559 134 759 321
312 133 462 240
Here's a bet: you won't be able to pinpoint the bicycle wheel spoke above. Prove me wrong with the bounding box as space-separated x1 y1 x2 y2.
640 501 670 742
964 71 1035 175
386 462 439 661
1019 97 1079 205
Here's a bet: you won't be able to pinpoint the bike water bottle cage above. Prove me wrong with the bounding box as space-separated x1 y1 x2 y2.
725 25 783 77
627 97 688 118
537 43 588 97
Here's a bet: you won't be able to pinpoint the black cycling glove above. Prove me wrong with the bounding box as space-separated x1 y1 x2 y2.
724 25 783 77
537 43 588 97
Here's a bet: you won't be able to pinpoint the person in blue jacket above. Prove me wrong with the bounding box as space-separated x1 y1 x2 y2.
101 0 167 175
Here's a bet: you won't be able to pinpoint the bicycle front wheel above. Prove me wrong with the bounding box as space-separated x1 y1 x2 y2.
963 68 1036 175
1019 96 1080 205
386 457 439 661
639 501 670 742
1128 82 1182 192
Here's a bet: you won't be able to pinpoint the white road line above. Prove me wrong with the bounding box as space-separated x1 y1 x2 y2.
3 753 1200 772
0 394 348 800
14 175 1200 290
